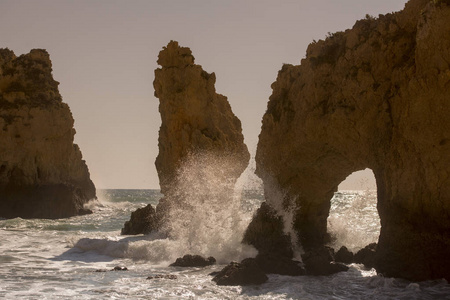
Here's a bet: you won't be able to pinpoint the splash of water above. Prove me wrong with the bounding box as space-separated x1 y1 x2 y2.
260 175 304 260
159 152 258 263
327 189 380 252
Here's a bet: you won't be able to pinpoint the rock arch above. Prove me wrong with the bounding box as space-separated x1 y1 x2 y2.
328 169 380 251
248 0 450 281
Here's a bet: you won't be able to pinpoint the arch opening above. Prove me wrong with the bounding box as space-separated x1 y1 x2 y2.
327 168 380 253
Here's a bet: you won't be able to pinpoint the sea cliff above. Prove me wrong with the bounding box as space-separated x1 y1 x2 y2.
248 0 450 281
0 49 96 219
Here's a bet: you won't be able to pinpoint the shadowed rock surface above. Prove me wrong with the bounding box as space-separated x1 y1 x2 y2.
121 204 157 235
122 41 249 235
0 49 96 219
335 246 354 265
249 0 450 281
212 259 268 286
170 254 216 267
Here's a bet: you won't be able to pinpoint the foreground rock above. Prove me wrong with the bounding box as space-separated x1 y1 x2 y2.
170 254 216 267
250 0 450 282
0 49 96 219
335 246 354 265
122 41 249 235
121 204 157 235
212 259 268 286
301 246 349 276
354 243 377 269
254 253 305 276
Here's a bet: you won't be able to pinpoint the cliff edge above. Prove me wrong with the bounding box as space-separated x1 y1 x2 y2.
248 0 450 281
0 49 96 219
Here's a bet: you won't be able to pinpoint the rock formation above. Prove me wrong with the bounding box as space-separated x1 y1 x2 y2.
0 48 96 219
122 41 249 235
247 0 450 282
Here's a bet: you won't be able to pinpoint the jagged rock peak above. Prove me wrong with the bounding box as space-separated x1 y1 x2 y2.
157 40 195 68
0 48 62 106
154 40 249 195
122 41 249 236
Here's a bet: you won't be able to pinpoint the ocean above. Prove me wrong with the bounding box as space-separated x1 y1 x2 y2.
1 189 449 299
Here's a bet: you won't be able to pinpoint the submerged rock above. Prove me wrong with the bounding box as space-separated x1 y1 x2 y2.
0 49 96 219
147 274 177 280
212 259 268 286
249 0 450 282
170 254 216 267
122 41 249 235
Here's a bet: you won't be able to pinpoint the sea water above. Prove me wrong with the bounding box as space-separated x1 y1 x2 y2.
0 189 449 299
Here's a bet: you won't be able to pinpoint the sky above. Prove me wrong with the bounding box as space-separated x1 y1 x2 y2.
0 0 407 189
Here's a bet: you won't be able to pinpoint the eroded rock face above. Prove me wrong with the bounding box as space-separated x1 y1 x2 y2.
0 49 96 219
153 41 249 195
122 41 249 235
251 0 450 281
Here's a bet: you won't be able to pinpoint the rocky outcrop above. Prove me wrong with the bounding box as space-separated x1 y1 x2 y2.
153 41 249 194
121 204 157 235
0 49 96 219
122 41 249 235
250 0 450 282
170 254 216 267
212 259 268 286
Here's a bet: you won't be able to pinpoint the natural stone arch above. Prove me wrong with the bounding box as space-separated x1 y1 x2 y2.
328 169 380 251
247 0 450 282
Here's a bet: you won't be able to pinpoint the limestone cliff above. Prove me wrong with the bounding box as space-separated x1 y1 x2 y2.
248 0 450 281
122 41 249 235
0 49 96 219
153 41 249 195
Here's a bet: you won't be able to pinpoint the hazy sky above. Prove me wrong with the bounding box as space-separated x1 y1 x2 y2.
0 0 407 189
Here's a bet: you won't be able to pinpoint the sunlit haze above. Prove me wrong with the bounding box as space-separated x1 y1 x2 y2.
0 0 406 188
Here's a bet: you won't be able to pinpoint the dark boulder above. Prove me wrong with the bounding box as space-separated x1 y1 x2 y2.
354 243 377 269
302 246 349 275
335 246 354 264
255 253 305 276
121 204 157 235
212 258 268 286
242 202 293 258
170 254 216 267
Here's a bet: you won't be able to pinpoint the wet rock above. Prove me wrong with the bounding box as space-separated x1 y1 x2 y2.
243 202 293 258
354 243 377 269
254 253 305 276
170 254 216 267
249 0 450 282
147 274 177 280
94 269 108 273
112 266 128 271
302 246 348 276
212 259 268 286
0 49 96 219
121 204 157 235
335 246 354 264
